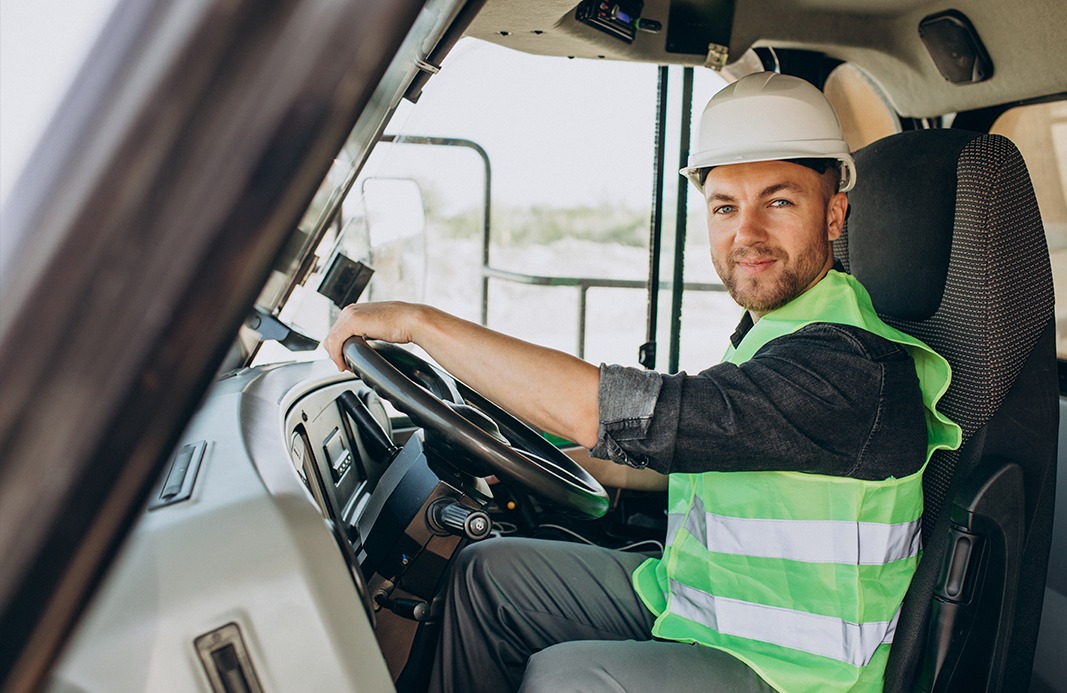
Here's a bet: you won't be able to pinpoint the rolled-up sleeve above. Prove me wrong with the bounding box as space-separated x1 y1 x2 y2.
587 323 927 480
590 364 667 469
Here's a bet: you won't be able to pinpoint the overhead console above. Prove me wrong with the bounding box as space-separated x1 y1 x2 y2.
662 0 735 66
466 0 737 68
575 0 661 44
575 0 735 67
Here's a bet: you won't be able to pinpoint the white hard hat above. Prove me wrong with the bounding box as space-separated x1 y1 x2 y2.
681 72 857 192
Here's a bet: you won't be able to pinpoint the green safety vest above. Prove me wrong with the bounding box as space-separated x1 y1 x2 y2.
632 270 961 693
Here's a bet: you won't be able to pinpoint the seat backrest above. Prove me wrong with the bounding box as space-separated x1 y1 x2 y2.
833 129 1058 692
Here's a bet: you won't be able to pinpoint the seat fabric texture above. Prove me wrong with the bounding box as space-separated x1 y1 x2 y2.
832 129 1057 692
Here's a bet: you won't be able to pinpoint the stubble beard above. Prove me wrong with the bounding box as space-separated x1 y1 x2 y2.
714 241 830 315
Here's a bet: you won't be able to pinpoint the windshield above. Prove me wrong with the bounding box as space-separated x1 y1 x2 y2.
254 38 730 369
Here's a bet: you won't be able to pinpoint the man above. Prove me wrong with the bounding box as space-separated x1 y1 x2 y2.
324 73 960 692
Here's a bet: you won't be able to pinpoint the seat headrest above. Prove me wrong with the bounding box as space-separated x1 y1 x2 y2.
843 129 982 321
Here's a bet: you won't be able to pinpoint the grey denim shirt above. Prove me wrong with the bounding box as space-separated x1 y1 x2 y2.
590 320 928 482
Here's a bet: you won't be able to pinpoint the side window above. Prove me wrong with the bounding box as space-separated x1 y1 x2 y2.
253 41 741 371
990 102 1067 357
367 51 743 375
356 39 666 367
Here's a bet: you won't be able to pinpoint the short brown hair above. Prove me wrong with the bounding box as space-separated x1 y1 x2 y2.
696 158 842 200
788 158 841 200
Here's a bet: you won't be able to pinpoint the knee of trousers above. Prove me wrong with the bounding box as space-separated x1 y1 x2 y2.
447 539 515 603
520 645 612 693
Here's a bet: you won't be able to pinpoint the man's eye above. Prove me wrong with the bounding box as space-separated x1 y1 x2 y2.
770 199 793 208
712 205 735 215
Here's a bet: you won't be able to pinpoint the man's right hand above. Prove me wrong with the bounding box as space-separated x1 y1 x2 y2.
322 301 425 373
321 300 602 450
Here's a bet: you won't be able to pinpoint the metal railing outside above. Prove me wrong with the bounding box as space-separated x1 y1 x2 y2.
482 266 726 360
378 132 728 363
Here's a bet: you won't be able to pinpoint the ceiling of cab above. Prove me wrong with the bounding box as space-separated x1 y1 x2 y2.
464 0 1067 118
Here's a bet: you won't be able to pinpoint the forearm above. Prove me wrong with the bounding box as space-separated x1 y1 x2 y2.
565 447 668 491
412 306 601 447
324 302 601 448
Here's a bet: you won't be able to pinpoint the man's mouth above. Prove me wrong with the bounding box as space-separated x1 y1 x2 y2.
734 257 777 275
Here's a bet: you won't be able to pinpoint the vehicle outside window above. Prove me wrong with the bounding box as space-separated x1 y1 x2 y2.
990 101 1067 357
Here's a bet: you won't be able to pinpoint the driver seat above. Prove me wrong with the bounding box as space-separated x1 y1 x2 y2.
832 128 1058 691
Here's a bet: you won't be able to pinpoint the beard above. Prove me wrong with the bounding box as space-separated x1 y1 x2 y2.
713 241 830 315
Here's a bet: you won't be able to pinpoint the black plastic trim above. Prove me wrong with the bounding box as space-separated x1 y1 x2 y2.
919 460 1025 691
147 441 207 510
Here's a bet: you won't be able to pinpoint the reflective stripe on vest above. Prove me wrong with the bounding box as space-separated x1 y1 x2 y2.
667 500 922 565
668 580 900 667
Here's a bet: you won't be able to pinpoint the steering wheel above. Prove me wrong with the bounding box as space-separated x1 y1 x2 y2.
343 337 609 519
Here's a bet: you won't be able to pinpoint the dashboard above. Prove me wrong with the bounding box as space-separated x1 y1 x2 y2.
283 375 394 556
48 360 413 692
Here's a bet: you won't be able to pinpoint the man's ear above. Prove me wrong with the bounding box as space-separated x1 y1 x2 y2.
826 192 848 241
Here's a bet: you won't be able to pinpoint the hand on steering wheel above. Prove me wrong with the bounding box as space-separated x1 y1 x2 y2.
342 337 609 519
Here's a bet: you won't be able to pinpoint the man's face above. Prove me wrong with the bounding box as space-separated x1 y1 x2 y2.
704 160 848 318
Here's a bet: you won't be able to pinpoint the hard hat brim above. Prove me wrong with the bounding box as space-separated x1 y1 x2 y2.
681 148 857 193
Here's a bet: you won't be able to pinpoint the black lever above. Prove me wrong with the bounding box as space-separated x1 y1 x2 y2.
339 391 399 464
245 306 318 351
375 595 430 622
428 499 492 541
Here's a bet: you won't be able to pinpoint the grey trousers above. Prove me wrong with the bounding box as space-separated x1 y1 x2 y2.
428 537 775 693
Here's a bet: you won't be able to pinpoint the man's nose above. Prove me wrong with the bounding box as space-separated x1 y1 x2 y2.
734 208 769 245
